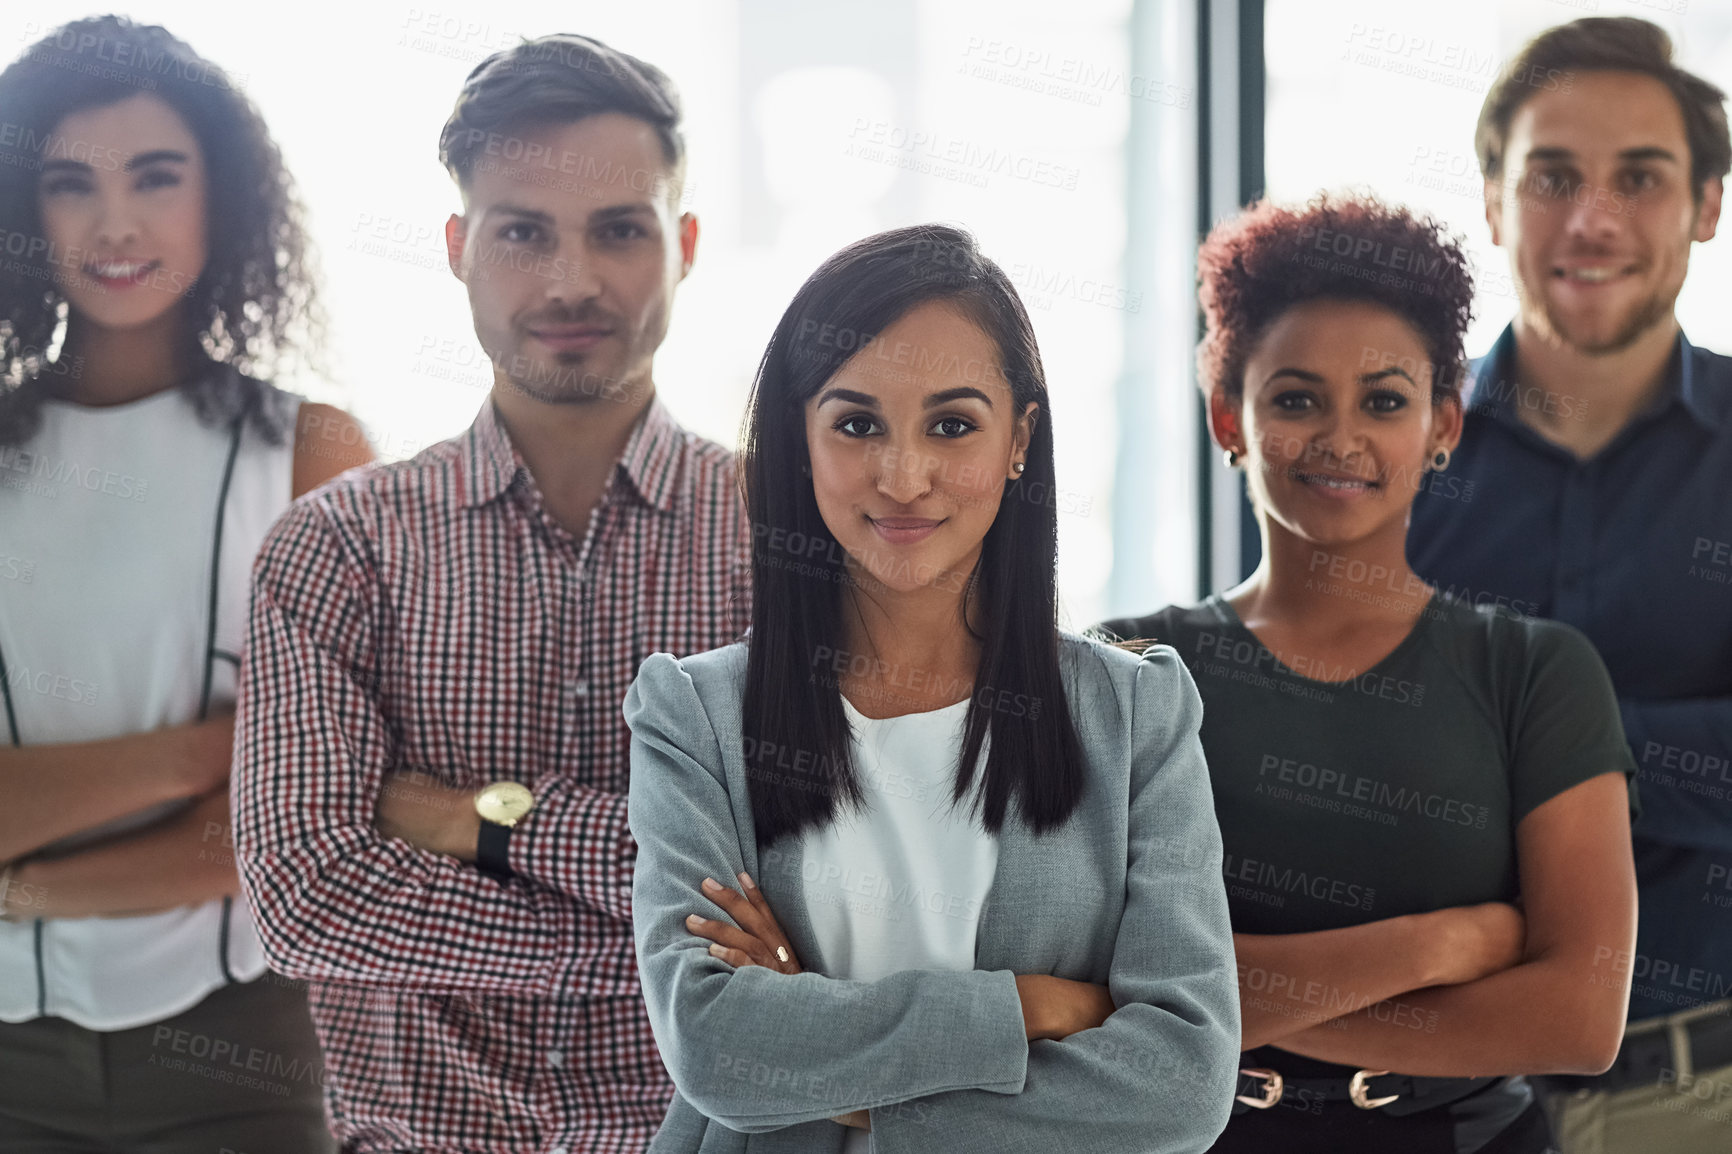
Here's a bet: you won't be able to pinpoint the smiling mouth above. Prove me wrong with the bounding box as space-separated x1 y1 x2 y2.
1552 264 1636 284
1290 469 1378 494
83 259 159 287
867 516 945 543
529 326 612 346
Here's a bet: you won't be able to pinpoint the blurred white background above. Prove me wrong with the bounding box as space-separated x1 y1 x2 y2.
5 0 1729 622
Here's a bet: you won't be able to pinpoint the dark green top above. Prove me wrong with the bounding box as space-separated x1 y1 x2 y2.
1100 593 1637 937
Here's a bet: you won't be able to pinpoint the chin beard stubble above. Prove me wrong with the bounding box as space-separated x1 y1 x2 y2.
1543 287 1675 356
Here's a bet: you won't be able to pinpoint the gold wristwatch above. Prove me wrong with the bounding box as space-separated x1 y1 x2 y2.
475 781 535 880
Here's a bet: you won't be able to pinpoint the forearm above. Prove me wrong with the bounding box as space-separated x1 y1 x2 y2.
508 776 632 922
235 543 586 993
0 727 208 859
869 1003 1238 1154
239 823 581 994
1273 952 1628 1076
1235 916 1446 1049
648 963 1030 1132
9 790 238 918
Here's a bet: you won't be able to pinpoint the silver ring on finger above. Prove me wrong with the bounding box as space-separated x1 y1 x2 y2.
775 946 790 965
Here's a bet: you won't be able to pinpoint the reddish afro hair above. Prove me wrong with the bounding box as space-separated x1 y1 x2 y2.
1196 195 1475 405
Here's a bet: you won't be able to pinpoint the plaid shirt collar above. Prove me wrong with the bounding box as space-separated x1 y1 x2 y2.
458 394 685 513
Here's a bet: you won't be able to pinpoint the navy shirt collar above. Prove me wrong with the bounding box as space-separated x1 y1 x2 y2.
1466 324 1723 435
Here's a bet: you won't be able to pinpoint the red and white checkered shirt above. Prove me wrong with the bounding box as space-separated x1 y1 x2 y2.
233 397 750 1153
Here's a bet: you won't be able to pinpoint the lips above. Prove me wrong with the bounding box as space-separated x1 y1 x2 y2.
1551 261 1638 286
867 516 945 545
527 324 613 353
1290 469 1378 497
83 259 159 290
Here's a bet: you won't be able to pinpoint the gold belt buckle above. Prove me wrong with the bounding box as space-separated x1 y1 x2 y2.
1348 1068 1399 1109
1236 1067 1283 1109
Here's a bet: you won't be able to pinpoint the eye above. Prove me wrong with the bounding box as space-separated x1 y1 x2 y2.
1621 168 1659 195
598 220 647 243
1365 390 1407 414
931 415 976 438
1529 170 1572 198
135 167 181 191
833 414 880 437
499 221 544 244
40 173 93 196
1270 389 1317 413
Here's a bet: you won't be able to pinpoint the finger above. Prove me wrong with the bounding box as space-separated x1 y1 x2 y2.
701 877 774 940
685 914 770 960
734 873 802 968
705 943 758 969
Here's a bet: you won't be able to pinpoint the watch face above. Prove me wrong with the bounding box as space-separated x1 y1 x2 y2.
476 782 535 826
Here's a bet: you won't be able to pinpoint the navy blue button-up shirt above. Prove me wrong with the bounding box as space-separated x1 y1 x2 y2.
1410 324 1732 1023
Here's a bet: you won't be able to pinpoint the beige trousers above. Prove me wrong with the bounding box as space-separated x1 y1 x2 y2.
1547 1001 1732 1154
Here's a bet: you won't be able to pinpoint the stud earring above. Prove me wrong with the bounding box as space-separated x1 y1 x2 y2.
1013 461 1026 475
1431 447 1451 471
1224 449 1240 468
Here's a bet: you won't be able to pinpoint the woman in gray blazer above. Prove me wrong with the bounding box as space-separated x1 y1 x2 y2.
625 224 1240 1153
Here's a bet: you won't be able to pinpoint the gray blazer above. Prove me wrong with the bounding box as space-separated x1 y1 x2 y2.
624 634 1239 1153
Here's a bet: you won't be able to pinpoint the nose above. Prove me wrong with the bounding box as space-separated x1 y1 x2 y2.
93 187 141 250
1561 182 1624 245
873 440 935 505
1302 409 1369 470
544 241 604 305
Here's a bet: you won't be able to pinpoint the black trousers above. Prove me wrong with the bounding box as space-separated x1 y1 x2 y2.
0 974 335 1153
1209 1100 1555 1154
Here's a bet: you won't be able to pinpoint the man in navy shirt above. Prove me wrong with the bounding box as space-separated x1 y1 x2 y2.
1410 17 1732 1153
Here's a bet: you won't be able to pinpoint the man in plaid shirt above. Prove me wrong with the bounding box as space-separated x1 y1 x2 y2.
233 35 749 1152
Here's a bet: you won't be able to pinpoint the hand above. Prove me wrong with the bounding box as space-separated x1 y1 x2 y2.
0 861 27 923
1423 902 1526 987
169 711 237 795
684 873 803 975
374 771 481 861
1015 974 1117 1041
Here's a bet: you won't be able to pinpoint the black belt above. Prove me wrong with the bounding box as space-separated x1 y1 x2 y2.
1232 1065 1498 1117
1545 1007 1732 1096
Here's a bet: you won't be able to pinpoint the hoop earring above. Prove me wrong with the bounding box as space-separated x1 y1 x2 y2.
1223 449 1240 469
1431 447 1451 471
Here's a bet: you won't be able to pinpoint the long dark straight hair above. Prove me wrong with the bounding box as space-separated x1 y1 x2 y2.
740 223 1085 848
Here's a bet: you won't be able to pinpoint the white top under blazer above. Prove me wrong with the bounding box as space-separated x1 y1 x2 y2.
0 379 299 1029
800 697 998 1154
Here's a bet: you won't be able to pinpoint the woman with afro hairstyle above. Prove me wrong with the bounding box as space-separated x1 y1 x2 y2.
1100 195 1638 1153
0 15 369 1149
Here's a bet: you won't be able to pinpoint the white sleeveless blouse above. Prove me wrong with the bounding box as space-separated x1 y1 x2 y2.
0 381 299 1029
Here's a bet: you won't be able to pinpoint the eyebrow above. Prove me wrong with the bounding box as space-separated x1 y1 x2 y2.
483 202 556 226
1262 366 1417 387
591 203 654 222
125 149 188 171
1523 146 1681 166
815 385 997 409
39 148 189 176
924 386 994 408
1362 366 1417 386
480 201 657 229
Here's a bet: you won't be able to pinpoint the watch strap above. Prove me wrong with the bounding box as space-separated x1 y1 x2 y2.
476 819 515 881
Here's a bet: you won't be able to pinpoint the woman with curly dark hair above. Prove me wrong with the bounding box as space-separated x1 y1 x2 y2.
1099 195 1638 1153
0 16 368 1148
